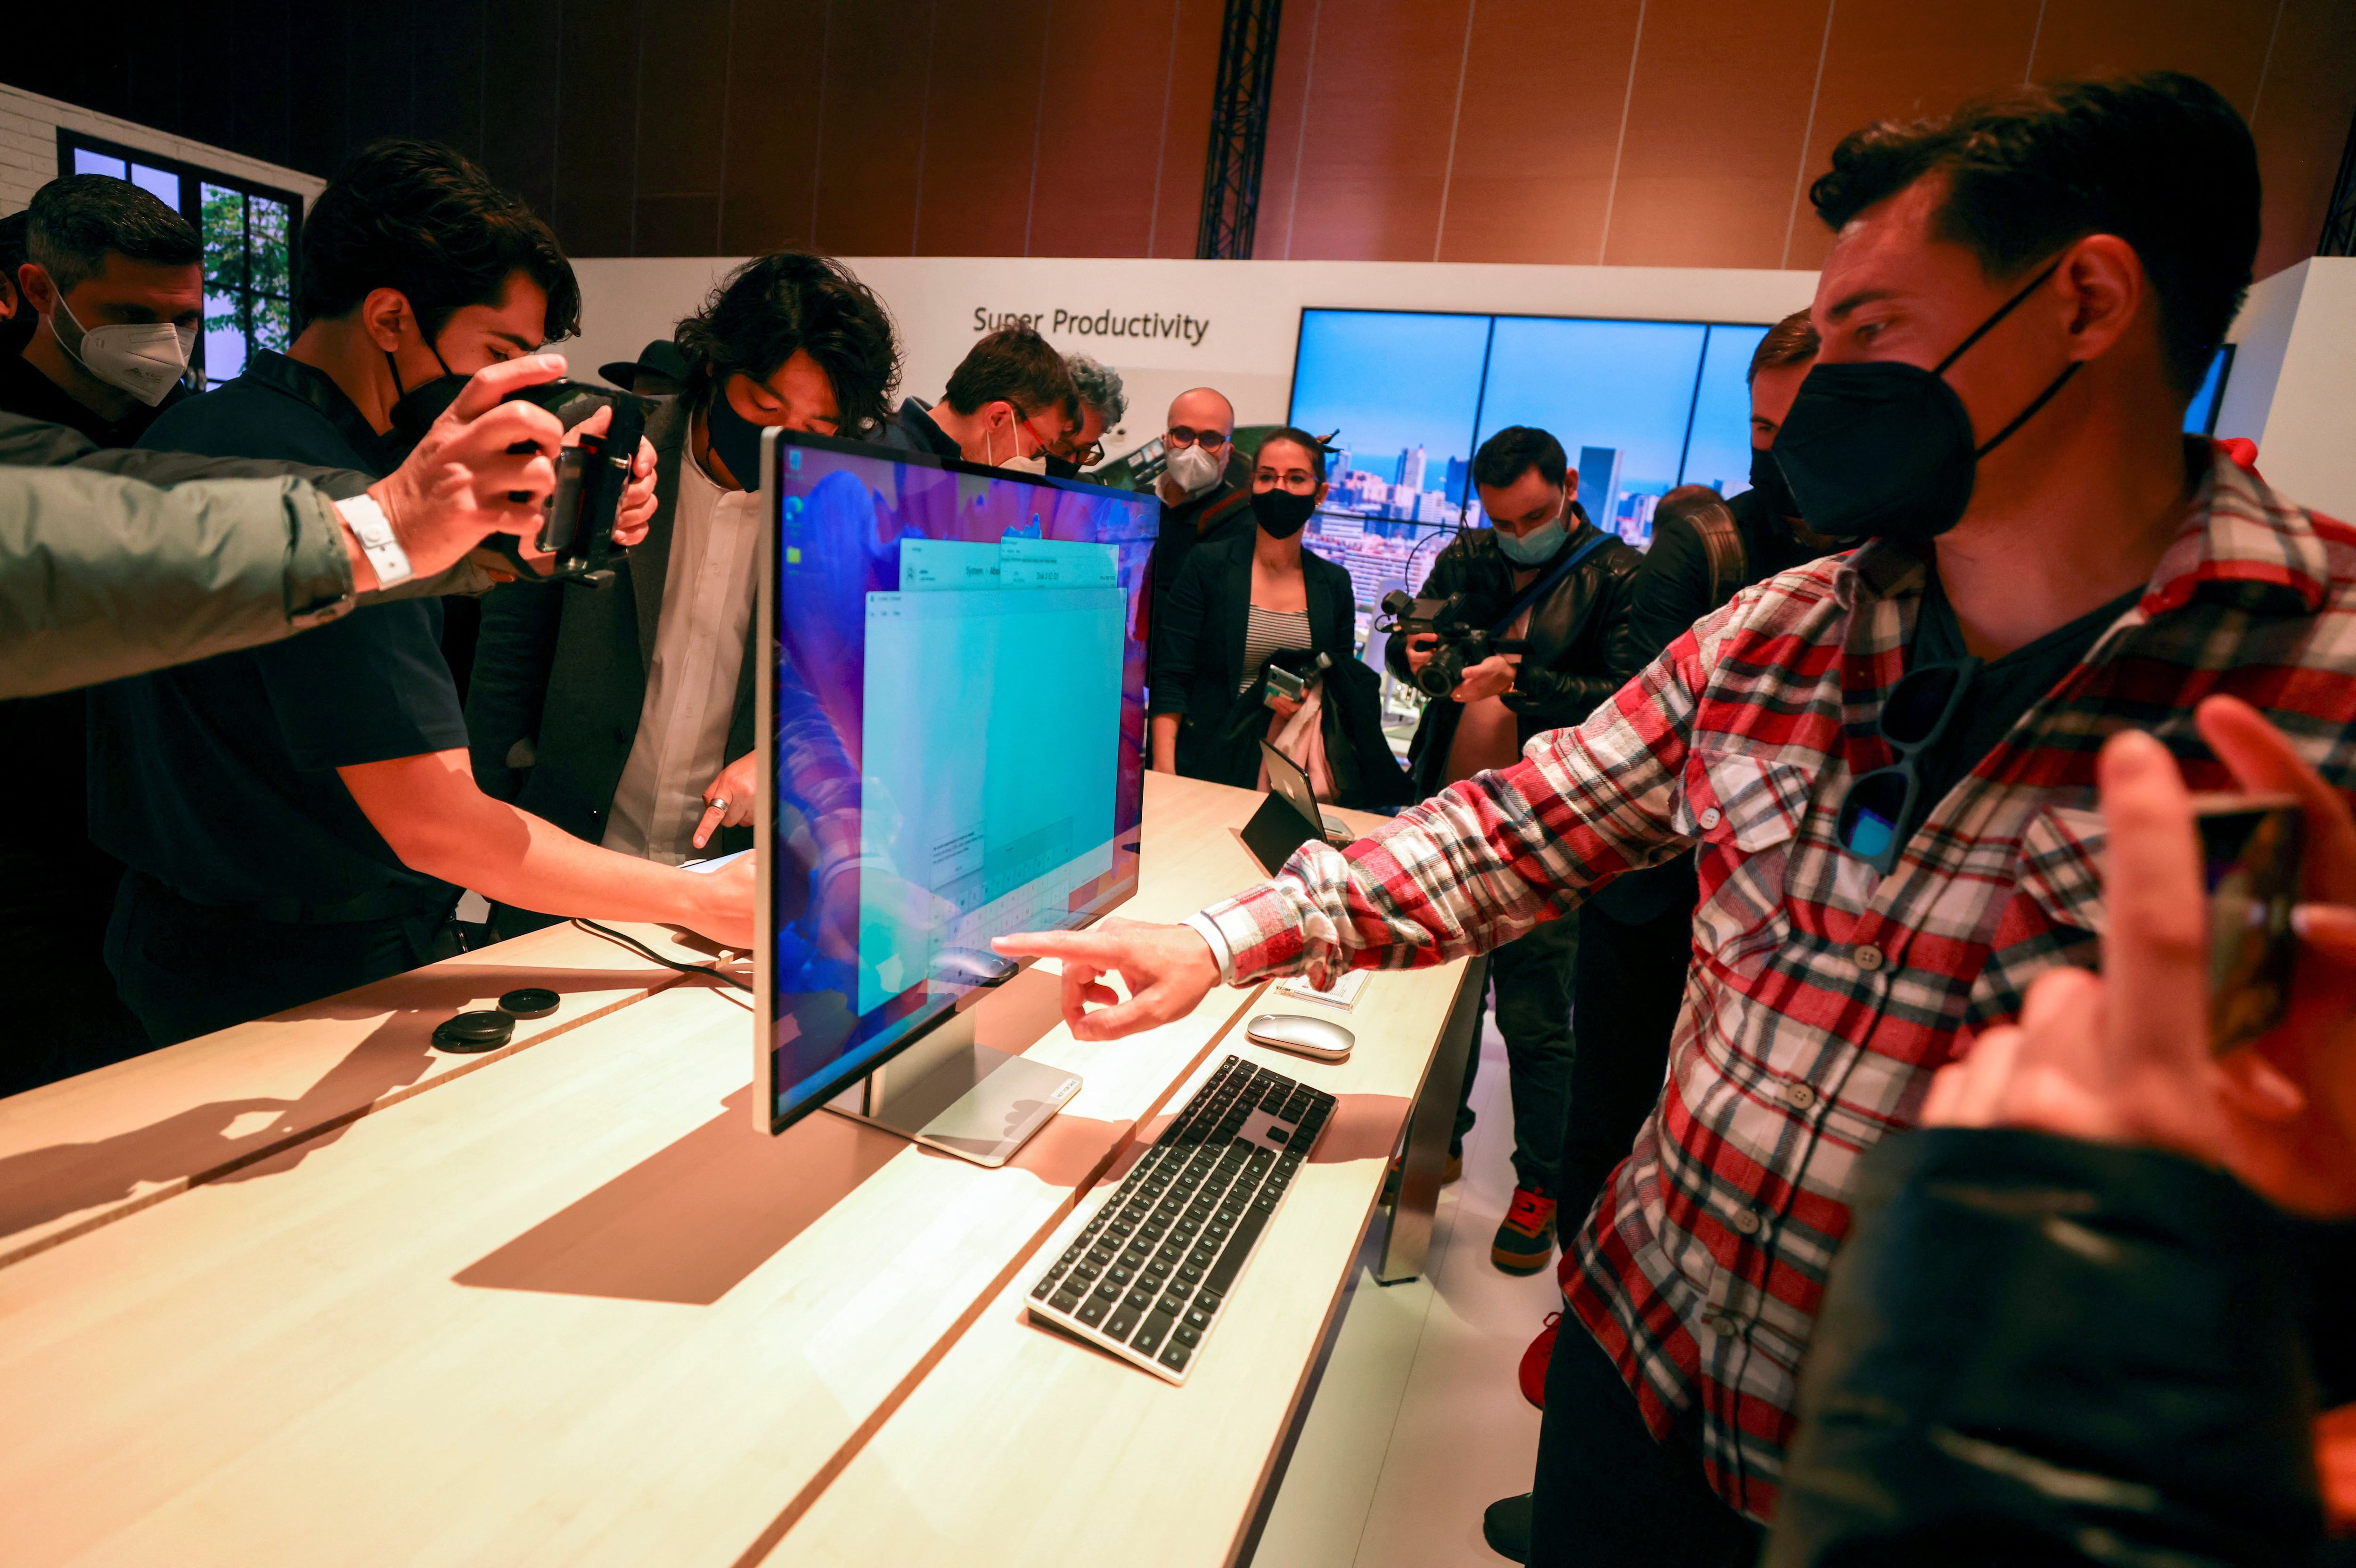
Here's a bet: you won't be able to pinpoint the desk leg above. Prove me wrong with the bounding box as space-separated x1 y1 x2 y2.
1374 955 1485 1285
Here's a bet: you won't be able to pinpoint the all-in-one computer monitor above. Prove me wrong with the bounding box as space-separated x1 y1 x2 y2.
754 427 1156 1159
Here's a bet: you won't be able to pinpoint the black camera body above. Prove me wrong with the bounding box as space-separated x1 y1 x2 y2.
533 387 645 587
388 377 643 588
1377 589 1527 699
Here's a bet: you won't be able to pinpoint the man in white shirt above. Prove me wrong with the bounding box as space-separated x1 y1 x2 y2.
465 253 901 924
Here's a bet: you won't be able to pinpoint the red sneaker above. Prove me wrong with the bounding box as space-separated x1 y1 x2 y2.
1519 1311 1560 1410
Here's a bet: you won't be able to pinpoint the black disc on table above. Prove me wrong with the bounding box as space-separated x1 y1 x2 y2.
431 1009 516 1054
498 987 561 1019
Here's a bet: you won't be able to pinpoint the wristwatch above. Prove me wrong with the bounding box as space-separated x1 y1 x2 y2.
337 493 413 588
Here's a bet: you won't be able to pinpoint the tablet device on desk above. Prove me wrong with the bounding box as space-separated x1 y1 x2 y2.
1240 741 1351 875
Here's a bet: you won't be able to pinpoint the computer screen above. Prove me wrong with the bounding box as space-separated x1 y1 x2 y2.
1286 308 1775 620
756 429 1156 1133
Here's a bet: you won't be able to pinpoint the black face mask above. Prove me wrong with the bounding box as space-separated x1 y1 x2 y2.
1747 442 1796 522
386 372 471 453
704 387 768 491
1043 453 1081 480
1772 258 2079 543
1252 486 1317 539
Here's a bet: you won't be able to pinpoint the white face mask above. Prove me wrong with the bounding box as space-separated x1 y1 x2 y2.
986 407 1051 473
1164 441 1225 498
52 294 195 407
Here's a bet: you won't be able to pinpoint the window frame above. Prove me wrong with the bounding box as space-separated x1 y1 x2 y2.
53 129 306 390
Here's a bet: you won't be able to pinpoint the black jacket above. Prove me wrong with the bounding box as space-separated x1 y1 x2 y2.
1624 483 1828 666
1769 1127 2343 1568
1384 510 1644 797
1143 449 1256 664
1149 535 1405 806
465 401 755 917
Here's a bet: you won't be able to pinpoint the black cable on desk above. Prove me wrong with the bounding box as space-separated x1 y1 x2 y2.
572 918 754 992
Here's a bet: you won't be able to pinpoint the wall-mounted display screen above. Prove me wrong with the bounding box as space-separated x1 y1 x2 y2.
1287 307 2235 622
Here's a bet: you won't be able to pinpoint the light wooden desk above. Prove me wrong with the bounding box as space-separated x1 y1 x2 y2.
0 773 1472 1567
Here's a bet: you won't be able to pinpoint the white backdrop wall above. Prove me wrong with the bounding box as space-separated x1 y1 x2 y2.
571 257 1820 455
570 254 2355 519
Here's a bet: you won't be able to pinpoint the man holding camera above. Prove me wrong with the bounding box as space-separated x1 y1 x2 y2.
466 251 901 910
84 139 750 1047
1389 425 1642 1275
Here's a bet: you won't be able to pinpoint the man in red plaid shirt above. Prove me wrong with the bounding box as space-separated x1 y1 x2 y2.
1002 72 2356 1566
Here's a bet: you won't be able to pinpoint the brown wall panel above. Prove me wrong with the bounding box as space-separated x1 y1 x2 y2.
2250 0 2356 276
1028 1 1183 258
1256 0 1323 260
912 0 1054 255
812 1 938 256
719 0 830 254
2028 0 2276 113
1435 0 1644 265
1601 0 1833 268
478 0 563 224
552 0 641 258
1783 0 2045 271
631 0 731 253
11 0 2353 278
1146 0 1224 258
636 194 724 261
1278 0 1476 262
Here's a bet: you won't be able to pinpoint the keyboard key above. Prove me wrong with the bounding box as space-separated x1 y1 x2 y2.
1106 1307 1139 1340
1107 1266 1132 1285
1160 1343 1192 1372
1072 1263 1100 1282
1175 1325 1202 1347
1050 1289 1081 1313
1132 1311 1175 1356
1194 1288 1222 1312
1184 1307 1211 1329
1031 1276 1059 1299
1127 1287 1156 1310
1179 1264 1203 1283
1077 1297 1109 1326
1203 1204 1272 1294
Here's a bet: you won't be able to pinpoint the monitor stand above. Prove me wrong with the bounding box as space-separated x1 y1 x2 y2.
823 970 1080 1168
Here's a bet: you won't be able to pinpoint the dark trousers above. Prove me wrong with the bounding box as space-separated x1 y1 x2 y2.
1555 884 1696 1232
1452 913 1577 1195
1531 1319 1763 1568
106 874 461 1047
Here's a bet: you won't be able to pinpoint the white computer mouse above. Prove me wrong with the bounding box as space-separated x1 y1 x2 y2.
1245 1013 1355 1062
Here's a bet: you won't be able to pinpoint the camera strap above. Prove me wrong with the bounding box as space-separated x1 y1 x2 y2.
1488 529 1618 636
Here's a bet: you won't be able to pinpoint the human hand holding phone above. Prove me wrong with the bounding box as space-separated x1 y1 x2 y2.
1925 696 2356 1215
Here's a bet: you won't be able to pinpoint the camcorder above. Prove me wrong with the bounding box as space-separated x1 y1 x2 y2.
391 377 644 588
1377 589 1527 699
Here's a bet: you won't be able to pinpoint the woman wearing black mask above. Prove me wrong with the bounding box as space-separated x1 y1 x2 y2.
1147 428 1408 807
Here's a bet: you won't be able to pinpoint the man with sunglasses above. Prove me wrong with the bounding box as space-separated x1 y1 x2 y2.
1141 386 1253 677
998 74 2356 1568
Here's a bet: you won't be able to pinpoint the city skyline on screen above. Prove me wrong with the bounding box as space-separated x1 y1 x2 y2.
1286 307 1776 551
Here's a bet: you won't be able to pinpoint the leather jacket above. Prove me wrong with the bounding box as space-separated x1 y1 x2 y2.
1385 508 1644 795
1769 1127 2343 1568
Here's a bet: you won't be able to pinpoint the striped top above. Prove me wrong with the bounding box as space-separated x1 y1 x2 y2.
1237 605 1314 694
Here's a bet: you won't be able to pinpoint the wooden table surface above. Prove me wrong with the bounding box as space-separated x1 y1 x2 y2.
0 773 1465 1567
